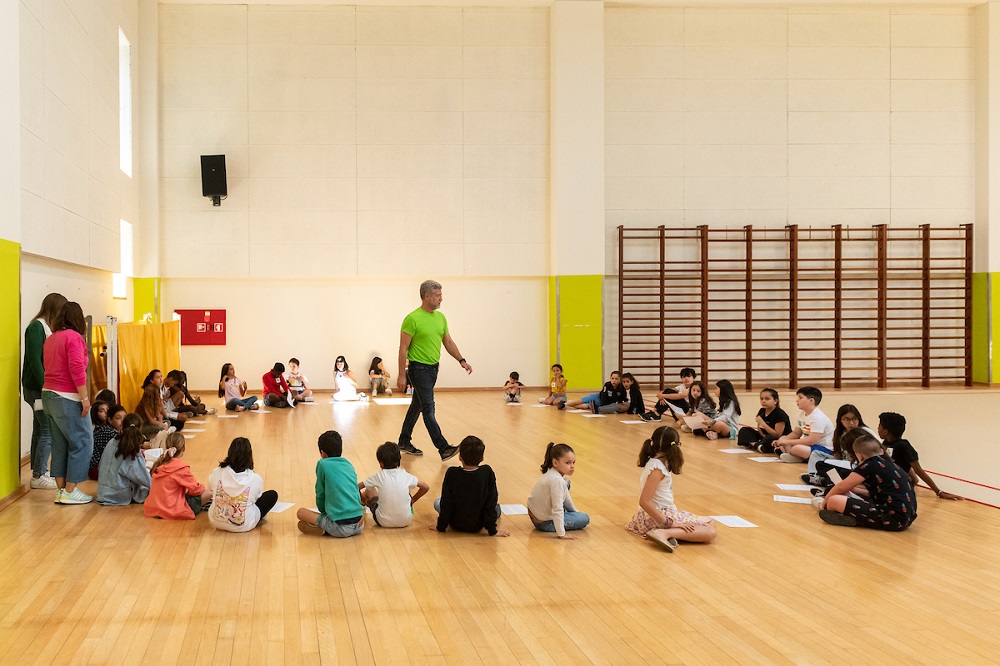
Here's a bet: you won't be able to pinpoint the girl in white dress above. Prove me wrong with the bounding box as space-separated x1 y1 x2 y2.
332 355 364 401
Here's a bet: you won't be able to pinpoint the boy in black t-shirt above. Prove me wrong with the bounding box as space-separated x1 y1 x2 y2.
563 371 627 413
878 412 962 501
819 435 917 531
431 436 509 537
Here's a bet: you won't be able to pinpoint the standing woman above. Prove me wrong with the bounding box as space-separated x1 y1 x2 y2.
22 292 67 490
41 302 94 504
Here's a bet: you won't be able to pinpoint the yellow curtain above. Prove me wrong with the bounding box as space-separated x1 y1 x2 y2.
118 321 181 412
89 325 108 399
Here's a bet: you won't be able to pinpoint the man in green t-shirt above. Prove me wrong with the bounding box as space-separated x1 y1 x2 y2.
396 280 472 461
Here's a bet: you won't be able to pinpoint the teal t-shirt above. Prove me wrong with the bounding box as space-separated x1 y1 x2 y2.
315 457 362 521
401 307 448 365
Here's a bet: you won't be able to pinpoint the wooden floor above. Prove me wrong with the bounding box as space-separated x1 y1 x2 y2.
2 389 999 665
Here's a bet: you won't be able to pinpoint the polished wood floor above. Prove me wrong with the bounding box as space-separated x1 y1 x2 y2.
3 390 998 665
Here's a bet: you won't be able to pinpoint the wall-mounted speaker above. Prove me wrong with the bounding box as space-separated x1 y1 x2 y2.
200 155 227 206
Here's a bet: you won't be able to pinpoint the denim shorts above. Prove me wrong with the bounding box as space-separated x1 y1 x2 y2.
317 514 364 538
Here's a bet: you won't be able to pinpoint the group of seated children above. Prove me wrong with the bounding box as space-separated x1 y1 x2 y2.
734 385 961 531
134 369 217 443
295 431 595 541
292 427 715 554
558 369 645 415
638 369 743 442
218 356 396 411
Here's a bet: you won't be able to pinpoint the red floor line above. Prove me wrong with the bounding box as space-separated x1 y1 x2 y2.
925 470 1000 492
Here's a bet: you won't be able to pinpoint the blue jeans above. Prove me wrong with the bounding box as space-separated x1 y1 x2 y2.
580 393 599 405
533 511 591 533
226 396 258 411
42 391 94 483
23 387 50 476
399 362 449 452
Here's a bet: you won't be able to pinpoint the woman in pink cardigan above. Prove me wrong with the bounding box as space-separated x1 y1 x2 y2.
41 302 94 505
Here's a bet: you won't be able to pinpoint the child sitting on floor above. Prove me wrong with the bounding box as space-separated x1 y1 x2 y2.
689 379 740 441
641 367 696 422
262 363 294 408
431 436 508 537
219 363 259 412
502 372 524 403
774 386 834 464
368 357 392 397
878 412 962 501
296 431 364 537
626 426 717 552
144 433 212 520
527 442 589 539
208 437 279 532
287 358 315 403
682 381 717 436
88 401 123 480
737 388 790 453
819 434 917 531
361 442 429 528
97 415 152 506
540 363 567 407
803 404 877 486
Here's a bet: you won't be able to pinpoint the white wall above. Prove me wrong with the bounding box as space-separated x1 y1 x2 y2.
158 5 550 279
162 277 548 392
1 0 19 244
19 0 141 271
604 5 976 276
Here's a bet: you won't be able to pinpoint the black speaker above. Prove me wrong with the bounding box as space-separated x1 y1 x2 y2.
200 155 227 205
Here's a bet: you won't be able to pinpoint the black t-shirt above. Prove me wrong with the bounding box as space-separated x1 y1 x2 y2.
888 438 919 472
436 465 499 535
855 454 917 525
756 407 791 437
597 381 627 407
626 385 644 414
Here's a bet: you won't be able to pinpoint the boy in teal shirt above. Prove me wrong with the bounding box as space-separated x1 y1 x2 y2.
296 431 364 537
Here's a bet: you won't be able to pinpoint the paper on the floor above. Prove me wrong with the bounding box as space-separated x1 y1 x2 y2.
620 420 646 424
182 434 196 439
182 428 207 432
582 414 606 418
710 515 758 528
307 507 320 513
297 401 319 406
505 402 522 407
567 409 589 413
683 415 705 430
216 414 238 418
666 402 685 417
776 483 814 492
532 404 549 408
749 456 781 463
186 420 207 424
270 501 295 513
719 448 752 454
500 504 528 515
251 410 271 414
773 494 813 505
373 398 412 405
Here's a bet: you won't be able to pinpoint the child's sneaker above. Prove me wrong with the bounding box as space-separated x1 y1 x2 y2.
811 497 824 511
646 530 678 553
58 488 93 505
30 474 57 489
384 389 391 396
779 453 804 463
810 486 828 497
589 401 598 414
819 510 857 527
53 488 65 503
557 400 565 410
705 431 718 441
206 407 218 415
680 425 692 433
538 398 546 404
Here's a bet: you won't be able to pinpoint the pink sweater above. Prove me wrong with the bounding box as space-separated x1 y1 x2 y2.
42 330 89 394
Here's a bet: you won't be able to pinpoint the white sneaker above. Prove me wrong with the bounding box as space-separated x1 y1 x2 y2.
385 388 392 396
779 453 804 463
206 407 218 415
811 497 824 511
58 488 93 505
30 474 57 489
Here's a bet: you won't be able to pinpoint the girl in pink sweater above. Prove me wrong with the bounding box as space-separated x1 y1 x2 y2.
41 302 94 505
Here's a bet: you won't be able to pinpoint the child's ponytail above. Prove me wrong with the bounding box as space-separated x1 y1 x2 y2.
540 442 574 474
151 432 186 474
638 426 684 474
116 421 145 461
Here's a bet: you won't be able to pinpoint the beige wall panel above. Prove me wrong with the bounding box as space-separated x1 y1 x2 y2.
606 112 684 145
161 76 248 111
463 112 547 145
159 5 246 44
606 144 683 178
685 209 789 226
464 144 547 178
789 144 890 177
605 78 685 113
891 47 974 80
250 211 358 246
250 144 357 179
788 176 889 209
249 244 358 277
43 92 87 169
683 79 786 112
161 211 250 245
248 78 355 113
605 9 683 46
249 112 357 145
891 13 974 48
684 145 788 177
464 177 547 211
161 110 248 146
160 43 248 79
463 243 547 276
356 243 464 276
788 112 889 144
604 46 683 80
890 112 974 144
249 177 357 212
787 208 888 225
89 178 120 231
88 224 120 273
357 145 462 178
891 144 974 177
248 45 356 79
43 40 89 119
789 80 889 113
683 47 787 80
606 176 683 210
357 178 462 212
463 9 548 46
356 45 462 80
463 78 548 113
463 210 548 245
890 208 974 225
685 176 787 210
162 243 249 278
357 210 463 245
463 46 549 80
684 112 787 145
357 112 462 145
160 176 249 212
356 79 461 113
20 128 45 196
247 7 356 45
892 80 974 113
44 152 89 218
684 12 787 47
891 176 975 209
356 7 461 45
788 13 889 47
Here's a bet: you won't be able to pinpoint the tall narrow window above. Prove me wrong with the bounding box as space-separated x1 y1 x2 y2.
113 220 133 299
119 28 132 177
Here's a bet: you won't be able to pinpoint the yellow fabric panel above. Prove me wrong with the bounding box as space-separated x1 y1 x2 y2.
118 321 181 412
88 325 108 398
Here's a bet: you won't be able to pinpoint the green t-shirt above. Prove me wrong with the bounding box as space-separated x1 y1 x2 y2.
401 307 449 365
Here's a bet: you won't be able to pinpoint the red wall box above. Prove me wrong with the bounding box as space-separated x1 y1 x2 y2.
175 309 226 345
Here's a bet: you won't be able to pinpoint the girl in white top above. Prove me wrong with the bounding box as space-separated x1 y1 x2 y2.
626 426 717 552
218 363 259 411
332 355 363 401
207 438 278 533
526 443 589 538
